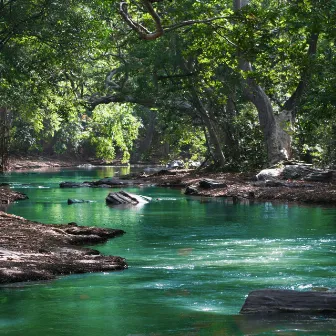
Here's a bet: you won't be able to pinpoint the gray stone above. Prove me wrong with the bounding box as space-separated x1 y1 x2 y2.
184 185 199 195
240 289 336 315
67 199 93 205
282 165 316 179
94 178 125 186
199 179 227 189
256 168 283 181
60 182 91 188
304 171 333 182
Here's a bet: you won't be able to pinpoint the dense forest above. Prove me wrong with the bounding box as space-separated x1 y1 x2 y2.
0 0 335 171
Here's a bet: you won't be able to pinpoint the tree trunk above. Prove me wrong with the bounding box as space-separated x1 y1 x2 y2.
243 80 292 164
132 109 157 162
0 108 12 172
201 111 226 167
234 0 292 164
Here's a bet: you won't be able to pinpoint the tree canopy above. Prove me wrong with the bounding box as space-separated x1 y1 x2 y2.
1 0 335 170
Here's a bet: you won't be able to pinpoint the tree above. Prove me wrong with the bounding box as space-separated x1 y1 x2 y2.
115 0 326 165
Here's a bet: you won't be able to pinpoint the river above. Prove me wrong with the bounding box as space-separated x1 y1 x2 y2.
0 166 335 335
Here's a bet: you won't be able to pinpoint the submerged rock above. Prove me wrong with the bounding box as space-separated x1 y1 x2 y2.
240 289 336 315
67 199 93 205
106 190 150 205
60 182 91 188
60 178 141 189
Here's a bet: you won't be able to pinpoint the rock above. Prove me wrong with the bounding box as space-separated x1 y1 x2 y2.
199 179 227 189
94 178 126 186
304 171 333 182
282 165 316 179
166 160 184 169
188 160 201 168
0 183 10 187
60 182 91 188
256 168 283 181
77 163 95 168
0 211 127 284
184 185 199 195
264 180 287 187
67 199 93 205
240 289 336 315
106 190 150 205
155 169 177 176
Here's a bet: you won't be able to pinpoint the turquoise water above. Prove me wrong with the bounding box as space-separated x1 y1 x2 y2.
0 167 335 335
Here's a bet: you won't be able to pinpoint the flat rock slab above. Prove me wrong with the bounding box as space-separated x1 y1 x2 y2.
0 211 127 284
60 178 142 189
60 182 91 188
106 190 150 205
67 199 93 205
240 289 336 315
199 179 227 189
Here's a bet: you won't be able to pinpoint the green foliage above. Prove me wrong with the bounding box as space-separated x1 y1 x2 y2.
232 103 267 169
2 0 336 168
87 103 141 163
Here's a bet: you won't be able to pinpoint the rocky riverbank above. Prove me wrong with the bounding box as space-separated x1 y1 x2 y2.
0 211 127 284
134 167 336 205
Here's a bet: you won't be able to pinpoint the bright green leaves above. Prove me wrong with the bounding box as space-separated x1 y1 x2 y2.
87 103 141 162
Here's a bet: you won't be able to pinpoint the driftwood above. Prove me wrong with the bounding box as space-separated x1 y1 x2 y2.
240 289 336 315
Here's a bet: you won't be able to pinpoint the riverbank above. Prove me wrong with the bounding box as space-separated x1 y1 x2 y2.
0 211 127 284
135 169 336 205
7 155 85 171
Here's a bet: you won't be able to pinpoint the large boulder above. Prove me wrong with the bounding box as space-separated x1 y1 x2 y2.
256 168 283 181
282 165 315 179
106 190 150 206
240 289 336 315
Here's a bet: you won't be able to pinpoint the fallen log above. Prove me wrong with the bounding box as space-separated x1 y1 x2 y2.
240 289 336 315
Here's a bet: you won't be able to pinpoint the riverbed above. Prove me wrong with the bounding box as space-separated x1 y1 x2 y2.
0 167 335 335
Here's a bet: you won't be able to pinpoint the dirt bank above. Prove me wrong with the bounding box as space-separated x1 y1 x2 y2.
0 211 127 284
7 155 84 171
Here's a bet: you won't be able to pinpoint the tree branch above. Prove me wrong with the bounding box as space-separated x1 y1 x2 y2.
163 16 231 33
119 1 163 40
283 32 319 113
119 1 231 40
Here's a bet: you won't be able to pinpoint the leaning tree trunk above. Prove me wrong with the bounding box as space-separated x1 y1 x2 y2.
243 79 292 164
234 0 292 164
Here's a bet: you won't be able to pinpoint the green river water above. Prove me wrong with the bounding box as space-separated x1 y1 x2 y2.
0 167 335 335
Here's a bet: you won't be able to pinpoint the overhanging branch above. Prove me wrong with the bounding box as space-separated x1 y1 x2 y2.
119 1 231 40
119 1 163 40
